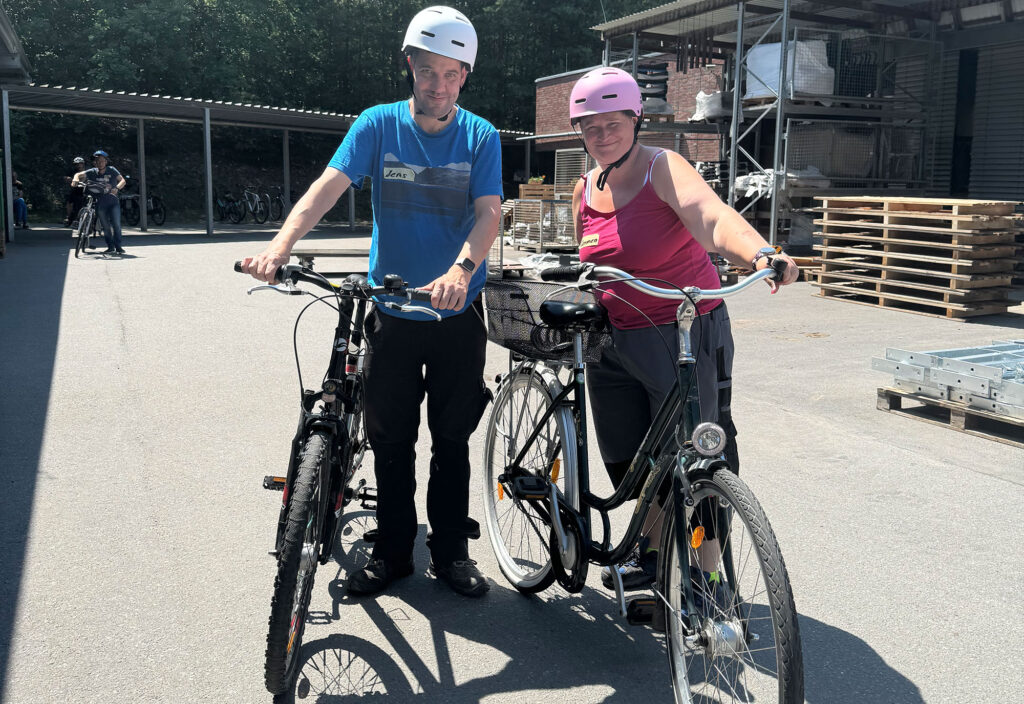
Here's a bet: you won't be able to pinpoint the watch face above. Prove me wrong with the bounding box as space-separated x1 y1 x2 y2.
459 257 476 272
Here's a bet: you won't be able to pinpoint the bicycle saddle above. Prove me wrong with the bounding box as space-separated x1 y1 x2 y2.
539 300 606 330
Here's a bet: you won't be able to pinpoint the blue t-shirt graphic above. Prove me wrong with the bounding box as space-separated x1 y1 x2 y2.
328 101 503 319
82 166 122 207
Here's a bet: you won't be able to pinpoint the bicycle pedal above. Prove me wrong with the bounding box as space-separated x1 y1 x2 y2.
362 528 379 543
625 596 658 627
511 475 549 500
262 475 286 491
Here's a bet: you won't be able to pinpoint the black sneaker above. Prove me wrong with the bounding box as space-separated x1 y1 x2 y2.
115 248 126 254
346 557 414 596
103 248 116 253
601 545 658 591
431 558 490 597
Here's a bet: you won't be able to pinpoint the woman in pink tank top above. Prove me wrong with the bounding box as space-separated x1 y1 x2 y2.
566 67 799 592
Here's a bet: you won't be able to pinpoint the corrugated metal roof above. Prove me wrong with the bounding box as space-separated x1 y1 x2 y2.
0 8 32 84
4 84 532 139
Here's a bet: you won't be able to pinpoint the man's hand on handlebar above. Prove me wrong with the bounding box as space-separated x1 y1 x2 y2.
240 249 290 283
424 265 472 311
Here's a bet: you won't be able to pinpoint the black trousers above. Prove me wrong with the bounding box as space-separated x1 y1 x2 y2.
362 300 489 564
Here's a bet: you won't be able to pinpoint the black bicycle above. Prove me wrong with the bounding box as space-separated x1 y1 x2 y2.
481 260 803 704
72 182 105 258
234 261 437 696
118 178 166 227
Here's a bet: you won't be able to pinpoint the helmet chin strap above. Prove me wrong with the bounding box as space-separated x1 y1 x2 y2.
575 114 643 191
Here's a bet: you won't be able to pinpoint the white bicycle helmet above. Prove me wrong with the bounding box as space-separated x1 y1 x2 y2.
403 6 477 71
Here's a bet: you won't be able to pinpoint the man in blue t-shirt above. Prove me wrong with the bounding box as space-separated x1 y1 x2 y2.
243 6 502 598
73 150 127 254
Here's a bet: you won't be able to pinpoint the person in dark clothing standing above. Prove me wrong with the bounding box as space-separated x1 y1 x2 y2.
64 156 87 226
73 150 127 254
241 6 502 598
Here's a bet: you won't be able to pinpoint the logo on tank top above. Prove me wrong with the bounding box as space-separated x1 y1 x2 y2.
384 167 415 182
579 234 599 248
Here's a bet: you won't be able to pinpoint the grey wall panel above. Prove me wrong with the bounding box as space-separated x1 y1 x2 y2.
927 51 959 197
969 42 1024 201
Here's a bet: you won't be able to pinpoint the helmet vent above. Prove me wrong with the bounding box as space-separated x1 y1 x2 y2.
420 31 436 38
601 93 618 100
573 98 587 104
451 40 465 47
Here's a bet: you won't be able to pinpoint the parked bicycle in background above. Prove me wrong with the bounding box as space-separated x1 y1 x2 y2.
265 185 289 222
233 184 268 224
119 177 166 227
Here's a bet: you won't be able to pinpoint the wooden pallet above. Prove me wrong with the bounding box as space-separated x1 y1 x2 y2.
518 184 555 199
643 113 675 123
814 218 1018 245
816 281 1012 318
877 387 1024 449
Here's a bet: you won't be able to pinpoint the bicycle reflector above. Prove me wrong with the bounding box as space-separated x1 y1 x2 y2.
692 422 726 457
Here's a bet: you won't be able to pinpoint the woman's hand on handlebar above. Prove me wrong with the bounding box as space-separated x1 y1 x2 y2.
757 252 800 291
240 249 290 283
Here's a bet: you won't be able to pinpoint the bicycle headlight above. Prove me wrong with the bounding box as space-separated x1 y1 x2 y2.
692 422 726 457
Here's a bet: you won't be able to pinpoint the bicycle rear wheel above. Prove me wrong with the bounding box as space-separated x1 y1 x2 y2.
270 195 284 222
658 466 803 704
265 431 328 695
228 200 245 224
482 366 577 593
123 199 140 227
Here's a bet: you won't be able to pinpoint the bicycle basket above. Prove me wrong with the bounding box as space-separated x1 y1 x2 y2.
483 280 610 364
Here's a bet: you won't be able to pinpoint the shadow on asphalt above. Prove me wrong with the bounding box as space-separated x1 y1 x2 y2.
0 238 68 697
268 512 924 704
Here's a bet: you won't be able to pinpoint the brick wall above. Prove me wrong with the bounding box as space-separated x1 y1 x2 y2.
534 56 724 162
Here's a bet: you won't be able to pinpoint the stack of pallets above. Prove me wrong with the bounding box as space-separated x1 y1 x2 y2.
812 196 1022 318
873 340 1024 448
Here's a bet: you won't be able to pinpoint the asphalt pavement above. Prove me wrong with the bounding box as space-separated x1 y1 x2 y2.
1 224 1022 703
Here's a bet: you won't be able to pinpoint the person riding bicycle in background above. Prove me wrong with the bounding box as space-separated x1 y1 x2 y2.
64 155 87 226
11 171 28 229
568 67 799 591
73 150 127 254
241 5 502 598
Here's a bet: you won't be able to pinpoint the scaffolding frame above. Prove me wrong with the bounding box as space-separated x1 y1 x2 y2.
593 0 944 245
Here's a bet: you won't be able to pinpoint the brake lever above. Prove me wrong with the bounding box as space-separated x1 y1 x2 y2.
246 283 303 296
379 302 442 320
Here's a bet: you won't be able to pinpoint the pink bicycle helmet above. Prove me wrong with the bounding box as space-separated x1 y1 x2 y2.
569 67 643 123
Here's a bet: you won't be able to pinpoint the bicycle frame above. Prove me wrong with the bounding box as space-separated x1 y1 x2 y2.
499 266 778 632
274 280 371 564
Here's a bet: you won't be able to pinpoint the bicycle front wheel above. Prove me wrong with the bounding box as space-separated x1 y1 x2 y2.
228 200 245 224
482 366 577 593
265 431 327 695
270 196 284 222
74 210 93 258
253 196 268 224
150 197 166 226
658 467 803 704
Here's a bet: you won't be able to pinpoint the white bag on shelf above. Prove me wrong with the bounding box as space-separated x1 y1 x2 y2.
743 40 834 100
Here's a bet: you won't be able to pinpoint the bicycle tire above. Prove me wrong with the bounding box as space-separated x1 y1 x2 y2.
150 197 166 226
253 196 268 224
123 199 140 227
265 431 328 695
74 210 93 258
270 195 284 222
482 366 578 593
228 200 245 224
658 466 803 704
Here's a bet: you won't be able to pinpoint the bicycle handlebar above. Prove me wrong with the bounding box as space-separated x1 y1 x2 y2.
541 258 786 303
233 261 432 303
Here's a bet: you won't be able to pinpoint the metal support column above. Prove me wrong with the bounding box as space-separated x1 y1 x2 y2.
348 187 355 229
524 140 531 180
632 32 639 76
203 108 213 236
604 39 611 67
3 90 14 244
728 1 746 207
282 129 291 212
137 118 148 231
768 0 791 245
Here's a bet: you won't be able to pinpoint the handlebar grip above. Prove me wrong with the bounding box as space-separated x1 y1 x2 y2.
540 264 587 282
770 256 788 280
407 288 433 303
233 260 298 284
233 261 244 273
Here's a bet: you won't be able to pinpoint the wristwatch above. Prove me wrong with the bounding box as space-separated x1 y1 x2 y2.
751 246 776 269
455 257 476 273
